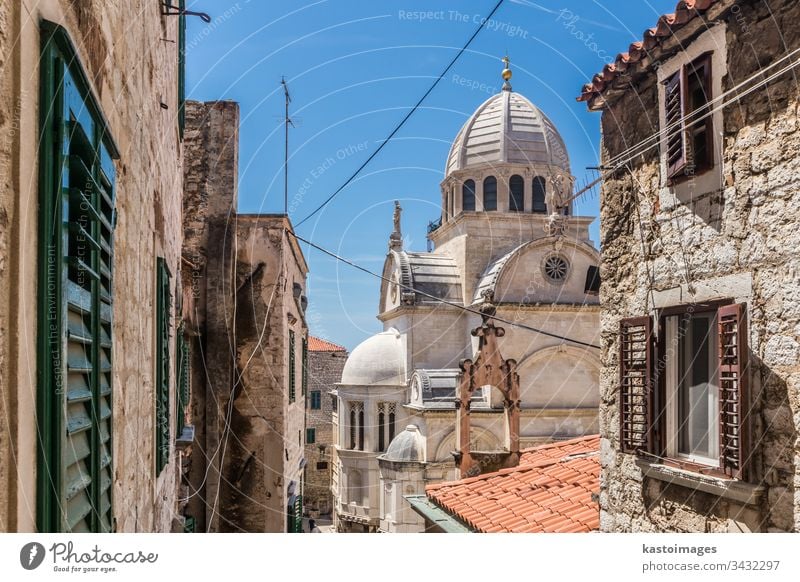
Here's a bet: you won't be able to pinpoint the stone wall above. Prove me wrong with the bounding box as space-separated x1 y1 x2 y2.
304 348 348 515
181 100 240 532
227 216 308 532
0 1 185 531
597 0 800 532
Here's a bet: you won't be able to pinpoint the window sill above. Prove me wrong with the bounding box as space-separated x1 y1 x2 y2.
635 458 763 506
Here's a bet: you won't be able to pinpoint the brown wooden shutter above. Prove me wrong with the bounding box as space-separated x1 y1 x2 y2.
619 317 654 454
665 69 687 179
718 303 749 479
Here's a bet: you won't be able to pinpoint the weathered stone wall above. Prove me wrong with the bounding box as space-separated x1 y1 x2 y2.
226 216 308 532
304 348 348 515
598 0 800 532
0 0 184 531
181 100 240 532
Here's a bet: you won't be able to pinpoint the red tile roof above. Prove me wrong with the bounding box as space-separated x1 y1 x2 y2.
425 435 600 533
577 0 722 108
308 336 347 352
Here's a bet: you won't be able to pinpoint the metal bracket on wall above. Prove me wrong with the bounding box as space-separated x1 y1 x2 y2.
161 2 211 23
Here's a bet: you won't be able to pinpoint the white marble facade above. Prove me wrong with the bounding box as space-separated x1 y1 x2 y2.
332 77 601 533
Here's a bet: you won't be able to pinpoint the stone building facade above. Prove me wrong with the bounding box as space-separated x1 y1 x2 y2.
304 337 348 517
578 0 800 532
333 65 601 533
0 0 188 532
181 100 310 533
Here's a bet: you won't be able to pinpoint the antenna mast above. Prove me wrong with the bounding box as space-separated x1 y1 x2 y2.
281 76 293 215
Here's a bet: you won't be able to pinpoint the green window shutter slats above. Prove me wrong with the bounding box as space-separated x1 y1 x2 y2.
176 328 190 437
289 330 296 402
155 258 172 475
301 336 308 397
37 23 118 532
293 495 303 533
306 428 316 444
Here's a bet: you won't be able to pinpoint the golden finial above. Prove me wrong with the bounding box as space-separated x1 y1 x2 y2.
501 55 512 91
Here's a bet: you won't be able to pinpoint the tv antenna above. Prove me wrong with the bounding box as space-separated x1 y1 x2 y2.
281 76 294 215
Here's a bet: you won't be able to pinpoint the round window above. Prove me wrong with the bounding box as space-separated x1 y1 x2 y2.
543 255 569 283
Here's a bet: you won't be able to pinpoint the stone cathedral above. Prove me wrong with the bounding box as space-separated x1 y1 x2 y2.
332 61 601 533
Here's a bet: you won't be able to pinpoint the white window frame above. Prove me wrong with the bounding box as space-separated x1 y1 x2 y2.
664 312 720 467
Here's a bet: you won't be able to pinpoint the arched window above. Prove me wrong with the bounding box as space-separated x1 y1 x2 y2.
462 180 476 211
388 407 396 443
532 176 547 213
509 175 524 212
358 407 365 451
349 401 364 450
483 176 497 211
378 407 386 452
349 407 356 450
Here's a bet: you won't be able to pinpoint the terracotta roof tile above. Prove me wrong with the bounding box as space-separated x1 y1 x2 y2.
577 0 723 108
308 336 347 352
425 435 600 533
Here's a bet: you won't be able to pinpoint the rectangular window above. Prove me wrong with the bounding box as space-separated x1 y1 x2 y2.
37 22 119 533
306 428 316 444
664 53 714 181
618 303 750 479
155 258 172 475
289 330 296 402
331 394 338 412
316 461 328 471
310 390 321 410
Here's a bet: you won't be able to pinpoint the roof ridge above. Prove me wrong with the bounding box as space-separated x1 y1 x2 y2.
308 335 347 352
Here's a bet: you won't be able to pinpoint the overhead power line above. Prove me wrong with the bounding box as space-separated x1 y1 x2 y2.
287 229 601 350
294 0 506 228
564 47 800 208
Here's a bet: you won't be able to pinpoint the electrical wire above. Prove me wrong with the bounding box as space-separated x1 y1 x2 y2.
287 229 601 350
564 49 800 207
293 0 506 228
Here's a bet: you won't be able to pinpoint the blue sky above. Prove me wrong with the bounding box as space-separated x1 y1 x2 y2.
185 0 670 350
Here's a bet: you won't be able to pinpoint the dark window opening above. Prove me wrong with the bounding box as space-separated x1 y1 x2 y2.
509 175 524 212
532 176 547 213
462 179 476 212
483 176 497 211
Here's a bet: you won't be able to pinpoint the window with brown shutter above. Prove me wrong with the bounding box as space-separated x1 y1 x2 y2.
619 317 654 454
619 302 752 481
718 303 749 479
664 52 714 182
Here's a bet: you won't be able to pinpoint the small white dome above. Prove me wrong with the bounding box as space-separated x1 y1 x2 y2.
383 425 426 462
445 91 570 178
340 328 406 386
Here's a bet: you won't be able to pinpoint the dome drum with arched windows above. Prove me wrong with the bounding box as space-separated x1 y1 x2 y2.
438 70 575 224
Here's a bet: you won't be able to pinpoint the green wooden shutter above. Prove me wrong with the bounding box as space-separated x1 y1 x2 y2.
176 327 190 437
155 258 172 475
306 428 316 444
293 495 303 533
289 330 296 402
301 336 308 397
37 22 119 533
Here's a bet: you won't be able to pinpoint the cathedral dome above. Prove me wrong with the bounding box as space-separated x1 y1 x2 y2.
340 328 406 386
382 425 426 462
444 90 570 178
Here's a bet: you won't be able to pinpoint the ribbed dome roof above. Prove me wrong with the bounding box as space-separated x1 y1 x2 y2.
445 91 570 177
383 425 426 462
340 328 406 386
